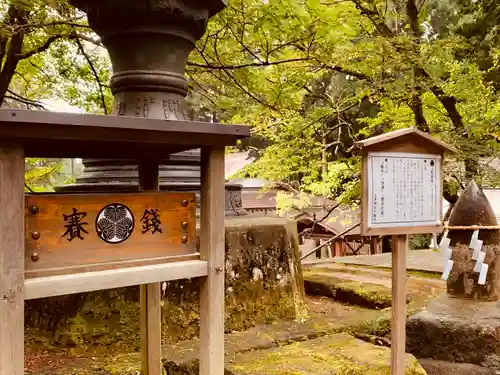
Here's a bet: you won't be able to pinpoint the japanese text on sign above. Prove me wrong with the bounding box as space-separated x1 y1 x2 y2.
25 192 195 278
62 204 163 244
367 152 441 228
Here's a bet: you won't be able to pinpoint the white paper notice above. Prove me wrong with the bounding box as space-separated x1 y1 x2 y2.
469 230 479 249
442 247 452 260
439 231 449 248
478 264 488 285
441 260 454 281
440 237 451 251
472 240 483 260
367 152 441 228
474 252 486 272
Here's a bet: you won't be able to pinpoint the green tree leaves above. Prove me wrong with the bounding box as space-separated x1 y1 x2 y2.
189 0 500 204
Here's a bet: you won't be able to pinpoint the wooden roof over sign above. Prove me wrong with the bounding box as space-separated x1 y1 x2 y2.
295 205 361 236
354 128 457 153
0 109 250 158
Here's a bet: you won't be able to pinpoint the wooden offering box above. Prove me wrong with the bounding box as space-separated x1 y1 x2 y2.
0 108 249 375
0 108 249 302
0 84 249 375
25 192 196 278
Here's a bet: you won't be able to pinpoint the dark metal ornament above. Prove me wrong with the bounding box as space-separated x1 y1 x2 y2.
447 180 500 246
58 0 247 217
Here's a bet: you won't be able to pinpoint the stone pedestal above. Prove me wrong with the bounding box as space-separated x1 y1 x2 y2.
407 181 500 373
407 294 500 370
418 359 496 375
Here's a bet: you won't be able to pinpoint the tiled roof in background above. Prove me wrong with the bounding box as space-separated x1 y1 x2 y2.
225 151 255 180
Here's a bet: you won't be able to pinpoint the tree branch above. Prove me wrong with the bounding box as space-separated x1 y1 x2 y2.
5 90 47 109
15 31 101 60
24 183 34 193
319 63 371 80
75 36 108 114
187 57 311 71
351 0 464 135
15 34 66 60
418 67 465 132
350 0 395 37
13 18 90 33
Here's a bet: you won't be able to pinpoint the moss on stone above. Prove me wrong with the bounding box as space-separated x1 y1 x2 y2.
351 313 391 337
227 333 427 375
407 269 441 279
407 294 500 367
303 272 394 309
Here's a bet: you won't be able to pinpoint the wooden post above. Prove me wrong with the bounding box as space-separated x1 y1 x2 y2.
370 237 381 255
0 146 24 375
139 157 162 375
333 241 340 257
199 146 225 375
314 239 321 259
391 235 407 375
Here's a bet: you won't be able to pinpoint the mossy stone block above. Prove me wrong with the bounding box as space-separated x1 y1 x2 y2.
227 333 427 375
303 272 394 309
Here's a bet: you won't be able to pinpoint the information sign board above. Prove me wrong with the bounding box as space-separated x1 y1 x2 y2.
367 152 441 229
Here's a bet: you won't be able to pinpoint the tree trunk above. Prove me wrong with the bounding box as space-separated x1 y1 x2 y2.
0 5 28 105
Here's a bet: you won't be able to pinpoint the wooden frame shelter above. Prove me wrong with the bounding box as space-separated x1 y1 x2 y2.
355 128 455 375
296 213 382 258
0 108 249 375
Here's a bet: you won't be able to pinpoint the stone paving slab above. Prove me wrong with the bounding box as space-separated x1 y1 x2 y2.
27 300 384 375
334 250 444 273
227 334 427 375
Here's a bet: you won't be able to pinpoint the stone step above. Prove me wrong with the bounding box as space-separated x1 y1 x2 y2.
304 263 446 308
303 271 395 309
306 263 442 283
305 264 394 282
334 250 444 274
226 333 427 375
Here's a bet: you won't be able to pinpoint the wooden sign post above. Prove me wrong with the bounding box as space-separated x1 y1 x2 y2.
355 128 455 375
0 109 249 375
